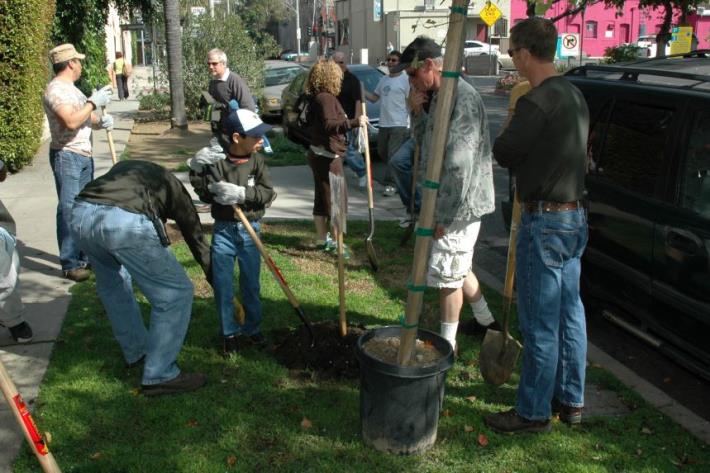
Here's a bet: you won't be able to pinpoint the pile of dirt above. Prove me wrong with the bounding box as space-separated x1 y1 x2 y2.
269 320 368 380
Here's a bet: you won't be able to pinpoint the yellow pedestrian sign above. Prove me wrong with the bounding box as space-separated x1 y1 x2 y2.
480 2 502 27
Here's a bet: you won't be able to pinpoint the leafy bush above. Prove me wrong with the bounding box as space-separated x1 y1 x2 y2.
0 0 55 170
603 44 644 64
138 90 171 119
159 13 280 120
495 73 523 91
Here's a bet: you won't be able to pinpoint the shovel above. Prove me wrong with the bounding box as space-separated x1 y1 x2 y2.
330 170 348 337
360 93 379 272
101 105 117 165
479 193 523 386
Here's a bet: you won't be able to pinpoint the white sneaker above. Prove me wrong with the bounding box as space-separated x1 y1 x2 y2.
398 216 414 228
358 176 367 189
382 186 396 197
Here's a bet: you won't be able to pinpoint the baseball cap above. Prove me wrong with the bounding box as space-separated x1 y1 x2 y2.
391 36 442 73
49 44 86 64
220 109 273 148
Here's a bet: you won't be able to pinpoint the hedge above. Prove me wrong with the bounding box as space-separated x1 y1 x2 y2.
0 0 56 171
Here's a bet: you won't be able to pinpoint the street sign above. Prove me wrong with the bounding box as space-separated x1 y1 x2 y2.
670 26 693 54
480 2 502 27
559 33 580 58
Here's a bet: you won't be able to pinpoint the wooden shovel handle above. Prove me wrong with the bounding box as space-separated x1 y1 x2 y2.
337 229 347 337
360 100 375 210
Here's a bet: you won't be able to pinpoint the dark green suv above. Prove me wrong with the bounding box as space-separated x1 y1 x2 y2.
558 54 710 379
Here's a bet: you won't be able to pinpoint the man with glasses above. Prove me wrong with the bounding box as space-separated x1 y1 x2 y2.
485 17 589 434
43 44 114 282
332 51 368 189
365 51 410 199
207 48 256 134
393 36 497 354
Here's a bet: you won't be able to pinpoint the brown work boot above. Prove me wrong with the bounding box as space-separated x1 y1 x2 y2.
552 399 583 425
484 409 551 434
142 372 206 397
63 267 90 282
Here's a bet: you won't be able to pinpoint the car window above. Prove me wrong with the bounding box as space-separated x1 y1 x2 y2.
593 100 673 197
352 69 384 93
265 67 304 87
680 111 710 218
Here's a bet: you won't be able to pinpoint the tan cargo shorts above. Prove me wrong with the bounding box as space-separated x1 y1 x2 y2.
426 220 481 289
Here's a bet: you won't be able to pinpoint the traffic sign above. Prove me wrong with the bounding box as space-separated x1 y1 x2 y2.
670 26 693 54
480 2 502 27
559 33 580 58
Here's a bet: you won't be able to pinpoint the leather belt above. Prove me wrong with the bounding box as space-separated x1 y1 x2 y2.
523 201 581 213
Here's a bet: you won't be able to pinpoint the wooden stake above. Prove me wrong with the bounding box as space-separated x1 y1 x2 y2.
337 229 347 337
397 0 469 365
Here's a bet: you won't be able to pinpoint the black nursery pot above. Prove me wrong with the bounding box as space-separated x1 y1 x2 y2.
355 326 454 455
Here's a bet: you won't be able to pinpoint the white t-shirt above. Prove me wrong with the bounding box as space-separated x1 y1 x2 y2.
43 78 93 156
374 73 410 128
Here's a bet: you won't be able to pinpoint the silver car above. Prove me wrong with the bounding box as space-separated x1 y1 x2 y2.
260 60 307 119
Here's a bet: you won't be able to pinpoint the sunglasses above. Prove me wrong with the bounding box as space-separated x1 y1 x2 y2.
335 61 345 64
507 47 522 57
207 61 220 66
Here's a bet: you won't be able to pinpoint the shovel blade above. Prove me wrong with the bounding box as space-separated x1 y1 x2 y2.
479 329 522 386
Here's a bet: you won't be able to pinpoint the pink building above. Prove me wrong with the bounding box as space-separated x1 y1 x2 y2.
510 0 710 57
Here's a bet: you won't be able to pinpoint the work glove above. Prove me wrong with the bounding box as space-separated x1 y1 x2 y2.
189 146 225 172
208 136 223 153
99 114 114 131
87 85 113 109
208 181 245 205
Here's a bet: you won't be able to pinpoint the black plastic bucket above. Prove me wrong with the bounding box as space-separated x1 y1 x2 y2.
355 326 454 455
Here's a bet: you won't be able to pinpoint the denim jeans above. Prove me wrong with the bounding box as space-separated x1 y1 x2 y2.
389 138 421 213
211 219 262 337
50 149 93 271
514 208 588 421
70 201 194 386
344 130 366 178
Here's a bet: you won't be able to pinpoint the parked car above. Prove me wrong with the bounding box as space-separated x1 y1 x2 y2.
502 53 710 379
260 60 307 119
464 40 500 57
635 34 671 57
281 63 383 151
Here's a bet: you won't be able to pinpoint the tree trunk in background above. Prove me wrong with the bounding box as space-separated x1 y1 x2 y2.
656 0 674 58
164 0 188 130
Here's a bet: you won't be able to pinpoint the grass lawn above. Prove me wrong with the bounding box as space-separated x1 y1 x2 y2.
12 221 709 472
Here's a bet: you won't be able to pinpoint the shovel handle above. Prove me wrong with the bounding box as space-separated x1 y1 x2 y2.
102 106 117 165
337 229 347 337
502 193 522 342
360 95 375 211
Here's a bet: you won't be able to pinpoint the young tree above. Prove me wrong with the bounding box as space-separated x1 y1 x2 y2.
164 0 187 129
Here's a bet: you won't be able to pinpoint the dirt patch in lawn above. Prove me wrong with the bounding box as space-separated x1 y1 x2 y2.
269 320 368 380
127 120 212 170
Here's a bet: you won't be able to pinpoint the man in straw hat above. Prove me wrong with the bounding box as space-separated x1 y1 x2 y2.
43 43 114 282
395 36 497 354
486 17 589 434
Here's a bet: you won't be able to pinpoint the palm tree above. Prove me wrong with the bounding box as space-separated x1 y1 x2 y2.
164 0 187 129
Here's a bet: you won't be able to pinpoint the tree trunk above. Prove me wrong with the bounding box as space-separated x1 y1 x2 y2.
656 0 674 58
164 0 188 130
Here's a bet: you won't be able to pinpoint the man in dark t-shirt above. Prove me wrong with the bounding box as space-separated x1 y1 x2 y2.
486 17 590 435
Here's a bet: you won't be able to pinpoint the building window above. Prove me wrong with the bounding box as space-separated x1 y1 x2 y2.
585 21 598 38
639 23 647 36
605 23 615 39
493 18 508 37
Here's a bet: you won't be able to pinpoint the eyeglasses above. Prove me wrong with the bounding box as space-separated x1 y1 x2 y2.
334 61 345 64
387 58 399 63
207 61 220 66
507 47 522 57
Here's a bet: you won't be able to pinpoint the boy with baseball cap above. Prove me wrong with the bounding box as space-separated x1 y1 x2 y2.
189 109 276 355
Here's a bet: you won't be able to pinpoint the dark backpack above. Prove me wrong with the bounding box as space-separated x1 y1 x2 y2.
293 92 313 149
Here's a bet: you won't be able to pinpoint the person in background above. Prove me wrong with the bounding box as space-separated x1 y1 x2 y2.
189 109 276 355
207 48 256 136
365 50 410 198
332 51 368 190
0 160 33 343
304 59 367 253
486 17 589 434
43 43 113 282
397 36 498 353
110 51 131 101
70 160 212 396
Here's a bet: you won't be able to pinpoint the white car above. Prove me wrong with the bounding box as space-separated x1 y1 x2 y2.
636 34 671 57
463 40 499 56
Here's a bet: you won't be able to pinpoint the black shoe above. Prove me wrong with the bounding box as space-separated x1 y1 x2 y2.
249 332 266 345
551 399 583 425
461 319 501 337
223 335 241 356
8 322 33 343
142 372 206 397
125 354 145 369
63 268 90 282
484 409 551 434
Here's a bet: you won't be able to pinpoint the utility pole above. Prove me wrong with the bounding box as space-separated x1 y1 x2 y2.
296 0 301 57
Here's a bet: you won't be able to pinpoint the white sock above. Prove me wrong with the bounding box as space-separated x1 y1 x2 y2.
440 321 459 351
471 296 495 326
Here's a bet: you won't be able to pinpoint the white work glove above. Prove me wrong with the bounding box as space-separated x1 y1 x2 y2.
188 146 225 172
208 136 223 153
99 114 114 131
87 85 113 109
208 181 245 205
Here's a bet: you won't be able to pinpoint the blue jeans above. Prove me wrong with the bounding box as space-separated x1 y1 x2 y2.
344 130 366 178
211 220 262 337
50 149 93 271
389 138 421 213
70 201 194 386
515 208 588 421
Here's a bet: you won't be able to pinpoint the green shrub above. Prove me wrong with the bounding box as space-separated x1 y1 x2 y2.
603 44 644 64
0 0 55 170
138 90 171 118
